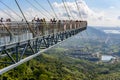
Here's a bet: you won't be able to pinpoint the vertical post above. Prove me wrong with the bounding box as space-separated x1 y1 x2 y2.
16 43 19 62
35 38 38 53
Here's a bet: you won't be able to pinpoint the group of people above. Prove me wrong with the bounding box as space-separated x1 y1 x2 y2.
32 17 58 24
32 17 46 23
0 16 84 24
0 18 11 22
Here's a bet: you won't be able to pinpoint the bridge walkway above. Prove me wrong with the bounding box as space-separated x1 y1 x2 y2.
0 20 87 75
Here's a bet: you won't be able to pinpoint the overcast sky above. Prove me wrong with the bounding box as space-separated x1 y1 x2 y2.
0 0 120 27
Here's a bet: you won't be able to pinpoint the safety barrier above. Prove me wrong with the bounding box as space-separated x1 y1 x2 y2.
0 21 87 46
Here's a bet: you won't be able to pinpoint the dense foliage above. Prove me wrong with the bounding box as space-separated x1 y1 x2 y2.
1 27 120 80
1 48 120 80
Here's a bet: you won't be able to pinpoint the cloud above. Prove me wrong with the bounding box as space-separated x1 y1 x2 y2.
117 16 120 20
110 6 115 9
0 10 22 21
0 0 120 27
53 0 105 23
52 0 120 27
0 8 50 21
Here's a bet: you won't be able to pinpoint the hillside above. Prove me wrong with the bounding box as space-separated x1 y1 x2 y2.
1 48 120 80
0 27 120 80
82 26 107 38
58 26 107 48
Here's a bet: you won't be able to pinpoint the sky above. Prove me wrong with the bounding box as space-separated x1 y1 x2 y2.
0 0 120 27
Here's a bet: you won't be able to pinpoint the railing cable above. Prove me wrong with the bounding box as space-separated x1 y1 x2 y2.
0 7 15 42
64 0 75 20
74 0 82 20
25 0 49 20
46 0 58 20
62 0 70 20
0 1 23 20
34 0 54 18
15 0 36 37
0 8 17 21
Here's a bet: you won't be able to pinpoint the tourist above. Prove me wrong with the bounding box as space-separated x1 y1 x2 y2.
52 18 57 24
0 18 3 22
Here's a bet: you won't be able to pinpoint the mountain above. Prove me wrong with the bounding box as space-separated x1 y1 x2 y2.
94 27 120 31
58 26 107 48
81 26 107 38
1 26 120 80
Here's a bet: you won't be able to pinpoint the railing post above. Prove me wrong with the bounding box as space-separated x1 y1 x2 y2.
16 43 19 62
35 38 38 53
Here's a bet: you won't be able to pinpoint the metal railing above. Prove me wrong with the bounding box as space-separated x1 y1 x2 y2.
0 20 87 74
0 21 87 46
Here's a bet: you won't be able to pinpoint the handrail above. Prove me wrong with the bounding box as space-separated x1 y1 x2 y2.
0 21 87 46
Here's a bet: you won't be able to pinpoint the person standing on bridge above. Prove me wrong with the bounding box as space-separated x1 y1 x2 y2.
52 18 57 24
35 18 40 35
0 18 3 22
42 18 46 35
49 19 53 34
52 18 57 33
32 17 37 28
39 18 43 35
6 18 11 29
57 20 61 32
0 18 3 26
